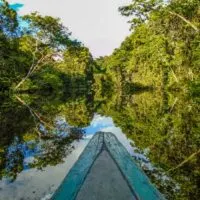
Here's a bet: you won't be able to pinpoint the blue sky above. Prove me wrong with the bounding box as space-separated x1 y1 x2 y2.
7 0 130 57
9 3 24 11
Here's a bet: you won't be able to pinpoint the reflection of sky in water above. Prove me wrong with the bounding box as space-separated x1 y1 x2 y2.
84 114 114 135
84 114 151 163
0 114 174 200
84 114 135 156
84 115 174 188
6 114 154 173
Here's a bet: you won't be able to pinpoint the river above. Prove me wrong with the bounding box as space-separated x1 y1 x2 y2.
0 89 199 200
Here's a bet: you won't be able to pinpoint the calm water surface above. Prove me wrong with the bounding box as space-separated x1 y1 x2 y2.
0 91 199 200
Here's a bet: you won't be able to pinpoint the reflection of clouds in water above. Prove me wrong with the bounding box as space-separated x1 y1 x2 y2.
69 114 170 183
84 114 114 135
90 114 113 127
0 140 88 200
0 113 173 200
85 115 156 172
84 114 134 155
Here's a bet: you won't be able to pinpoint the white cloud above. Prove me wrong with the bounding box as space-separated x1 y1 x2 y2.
8 0 130 57
90 114 113 127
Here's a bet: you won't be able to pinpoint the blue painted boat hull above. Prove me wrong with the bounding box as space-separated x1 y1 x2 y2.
52 132 165 200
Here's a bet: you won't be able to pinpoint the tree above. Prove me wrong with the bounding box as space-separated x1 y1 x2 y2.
119 0 199 31
100 0 199 91
0 0 21 91
14 12 79 90
0 0 18 36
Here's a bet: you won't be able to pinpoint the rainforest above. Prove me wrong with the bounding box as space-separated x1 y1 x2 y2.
0 0 200 199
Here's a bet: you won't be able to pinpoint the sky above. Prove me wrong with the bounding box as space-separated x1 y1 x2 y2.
7 0 131 57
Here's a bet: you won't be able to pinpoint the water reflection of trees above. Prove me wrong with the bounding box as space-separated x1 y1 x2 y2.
96 90 200 200
0 88 199 199
0 94 86 181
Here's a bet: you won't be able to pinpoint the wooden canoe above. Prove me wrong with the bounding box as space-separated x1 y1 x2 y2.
52 132 165 200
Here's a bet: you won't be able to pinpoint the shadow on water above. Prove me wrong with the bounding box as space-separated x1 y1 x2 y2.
0 86 200 199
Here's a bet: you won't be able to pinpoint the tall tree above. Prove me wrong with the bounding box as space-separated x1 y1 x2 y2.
119 0 199 31
14 12 79 90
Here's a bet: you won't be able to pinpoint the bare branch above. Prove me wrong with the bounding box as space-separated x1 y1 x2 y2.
14 52 52 90
168 11 199 32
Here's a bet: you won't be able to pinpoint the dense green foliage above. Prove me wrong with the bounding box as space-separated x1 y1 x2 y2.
0 95 85 180
1 87 199 199
96 0 200 93
0 0 200 199
0 0 94 94
1 0 199 94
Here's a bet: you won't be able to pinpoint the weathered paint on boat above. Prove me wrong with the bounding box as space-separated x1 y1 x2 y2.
52 132 165 200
